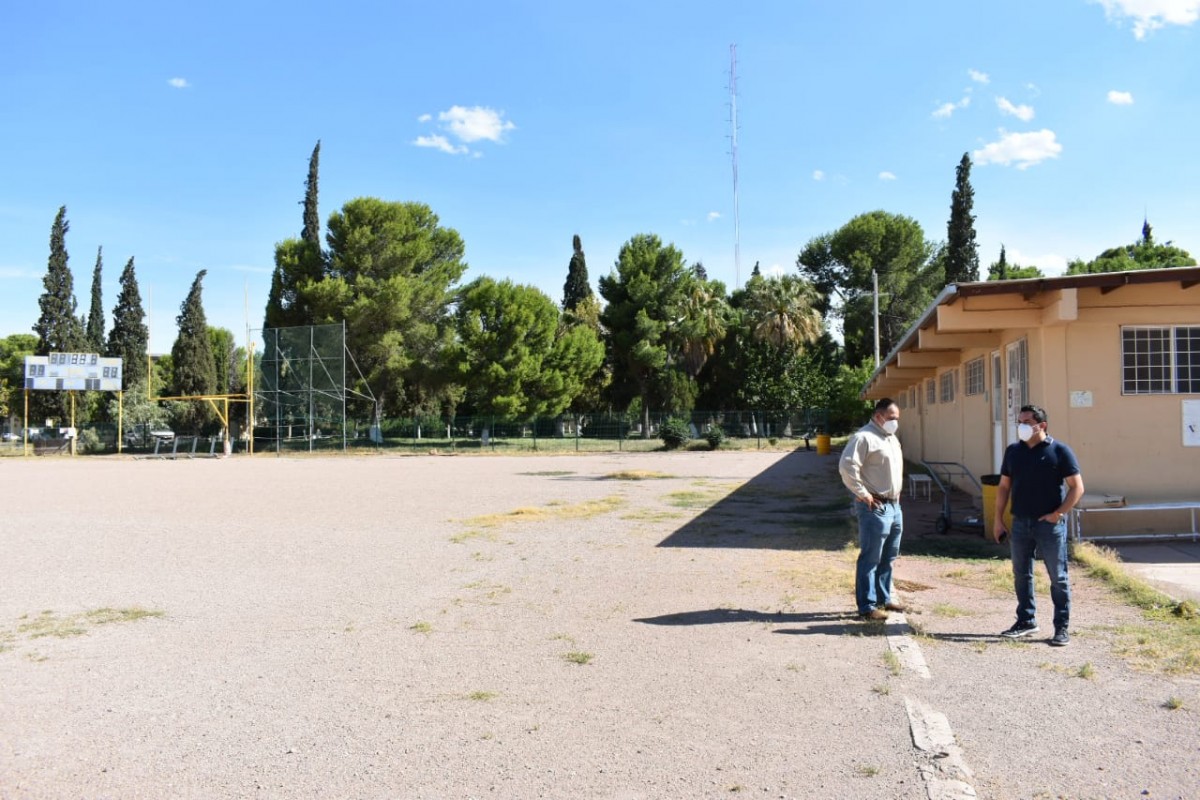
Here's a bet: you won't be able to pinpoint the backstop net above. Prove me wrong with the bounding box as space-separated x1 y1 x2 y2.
256 323 363 451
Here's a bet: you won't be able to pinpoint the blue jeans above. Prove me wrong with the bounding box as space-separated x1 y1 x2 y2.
1010 516 1071 630
855 501 903 614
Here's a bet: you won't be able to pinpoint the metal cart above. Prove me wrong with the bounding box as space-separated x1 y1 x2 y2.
921 460 986 535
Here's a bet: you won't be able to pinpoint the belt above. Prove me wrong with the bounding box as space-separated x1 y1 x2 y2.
871 493 899 504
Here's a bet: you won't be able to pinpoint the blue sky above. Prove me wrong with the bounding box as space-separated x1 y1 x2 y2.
3 1 1198 353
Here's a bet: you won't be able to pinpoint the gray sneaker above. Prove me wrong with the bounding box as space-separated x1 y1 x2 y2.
1000 620 1040 638
1050 628 1070 647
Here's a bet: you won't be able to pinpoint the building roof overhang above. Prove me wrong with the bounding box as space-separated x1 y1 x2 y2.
863 266 1200 398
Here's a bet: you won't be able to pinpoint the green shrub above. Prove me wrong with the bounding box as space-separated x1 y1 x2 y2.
659 417 691 450
704 426 726 450
76 428 103 454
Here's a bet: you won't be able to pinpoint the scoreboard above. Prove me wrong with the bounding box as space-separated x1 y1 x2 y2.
25 352 123 391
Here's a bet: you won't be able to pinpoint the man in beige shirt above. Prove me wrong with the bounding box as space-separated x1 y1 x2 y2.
839 398 904 621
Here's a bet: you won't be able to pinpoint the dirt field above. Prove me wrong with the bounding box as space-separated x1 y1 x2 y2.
2 450 1198 799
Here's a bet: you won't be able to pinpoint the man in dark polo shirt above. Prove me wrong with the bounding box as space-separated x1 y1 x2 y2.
993 404 1085 646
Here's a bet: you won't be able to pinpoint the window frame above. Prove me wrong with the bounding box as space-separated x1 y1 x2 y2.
1121 325 1200 395
964 357 985 396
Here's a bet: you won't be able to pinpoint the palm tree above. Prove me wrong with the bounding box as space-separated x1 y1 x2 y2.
675 278 729 378
745 275 822 349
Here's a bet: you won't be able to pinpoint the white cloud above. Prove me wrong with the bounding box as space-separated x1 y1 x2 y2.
0 266 38 279
706 211 721 222
1093 0 1200 38
767 264 786 277
973 129 1063 169
227 264 274 275
1007 248 1069 276
438 105 515 143
996 97 1035 121
879 171 897 181
413 135 469 155
932 95 971 119
1108 89 1135 104
968 69 990 84
167 77 190 89
812 169 825 181
414 105 516 156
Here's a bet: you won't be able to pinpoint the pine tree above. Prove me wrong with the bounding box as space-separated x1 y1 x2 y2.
945 153 980 283
107 257 149 388
562 234 593 311
171 270 217 431
33 206 85 355
86 246 105 351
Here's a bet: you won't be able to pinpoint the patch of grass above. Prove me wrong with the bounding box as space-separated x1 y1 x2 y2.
1072 542 1200 675
550 633 577 645
929 603 971 618
409 621 432 634
621 509 684 522
4 607 164 650
777 562 854 601
603 470 673 481
882 650 901 676
856 764 880 777
563 651 593 665
467 691 498 701
1163 696 1185 710
871 684 891 695
666 490 718 508
519 470 575 476
463 495 625 527
449 528 497 544
1077 662 1096 680
85 608 163 625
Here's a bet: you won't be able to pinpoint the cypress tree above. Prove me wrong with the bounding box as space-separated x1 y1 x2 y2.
86 246 105 351
562 234 593 311
302 140 321 247
171 270 217 430
33 206 85 354
945 153 980 283
107 257 149 388
265 140 324 330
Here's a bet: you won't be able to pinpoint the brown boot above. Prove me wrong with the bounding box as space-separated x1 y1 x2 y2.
860 608 889 621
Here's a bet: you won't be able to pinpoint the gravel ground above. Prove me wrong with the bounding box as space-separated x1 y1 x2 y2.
1 450 1198 799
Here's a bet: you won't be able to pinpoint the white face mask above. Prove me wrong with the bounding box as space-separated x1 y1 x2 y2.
1017 423 1036 442
881 419 899 435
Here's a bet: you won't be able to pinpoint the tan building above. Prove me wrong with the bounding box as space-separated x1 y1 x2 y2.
864 266 1200 539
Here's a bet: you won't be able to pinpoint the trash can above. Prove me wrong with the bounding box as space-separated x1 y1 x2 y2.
816 434 832 456
980 474 1012 542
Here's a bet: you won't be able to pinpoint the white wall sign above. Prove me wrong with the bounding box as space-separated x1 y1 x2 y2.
1184 400 1200 447
1069 390 1093 408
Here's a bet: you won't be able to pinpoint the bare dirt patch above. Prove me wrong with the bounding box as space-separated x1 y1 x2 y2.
1 451 1198 799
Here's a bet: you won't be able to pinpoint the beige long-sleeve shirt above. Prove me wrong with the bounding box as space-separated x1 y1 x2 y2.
838 419 904 501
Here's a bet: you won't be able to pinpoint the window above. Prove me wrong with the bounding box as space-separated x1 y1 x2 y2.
964 357 985 396
1122 326 1200 394
940 369 957 403
926 378 936 405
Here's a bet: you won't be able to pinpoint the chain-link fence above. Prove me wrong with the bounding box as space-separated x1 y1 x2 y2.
253 408 830 454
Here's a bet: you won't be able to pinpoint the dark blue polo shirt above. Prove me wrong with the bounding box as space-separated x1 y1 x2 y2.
1000 437 1081 518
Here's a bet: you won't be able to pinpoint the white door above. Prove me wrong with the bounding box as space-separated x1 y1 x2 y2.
991 350 1003 472
1005 339 1028 446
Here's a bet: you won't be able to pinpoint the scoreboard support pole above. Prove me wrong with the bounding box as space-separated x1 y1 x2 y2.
23 389 29 457
70 391 76 456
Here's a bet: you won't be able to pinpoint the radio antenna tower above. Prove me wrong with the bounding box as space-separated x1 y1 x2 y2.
728 44 742 288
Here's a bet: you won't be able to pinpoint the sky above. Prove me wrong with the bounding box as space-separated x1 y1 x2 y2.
3 0 1199 354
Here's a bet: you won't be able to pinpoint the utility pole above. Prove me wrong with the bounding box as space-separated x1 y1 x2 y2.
873 269 881 367
729 44 741 288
